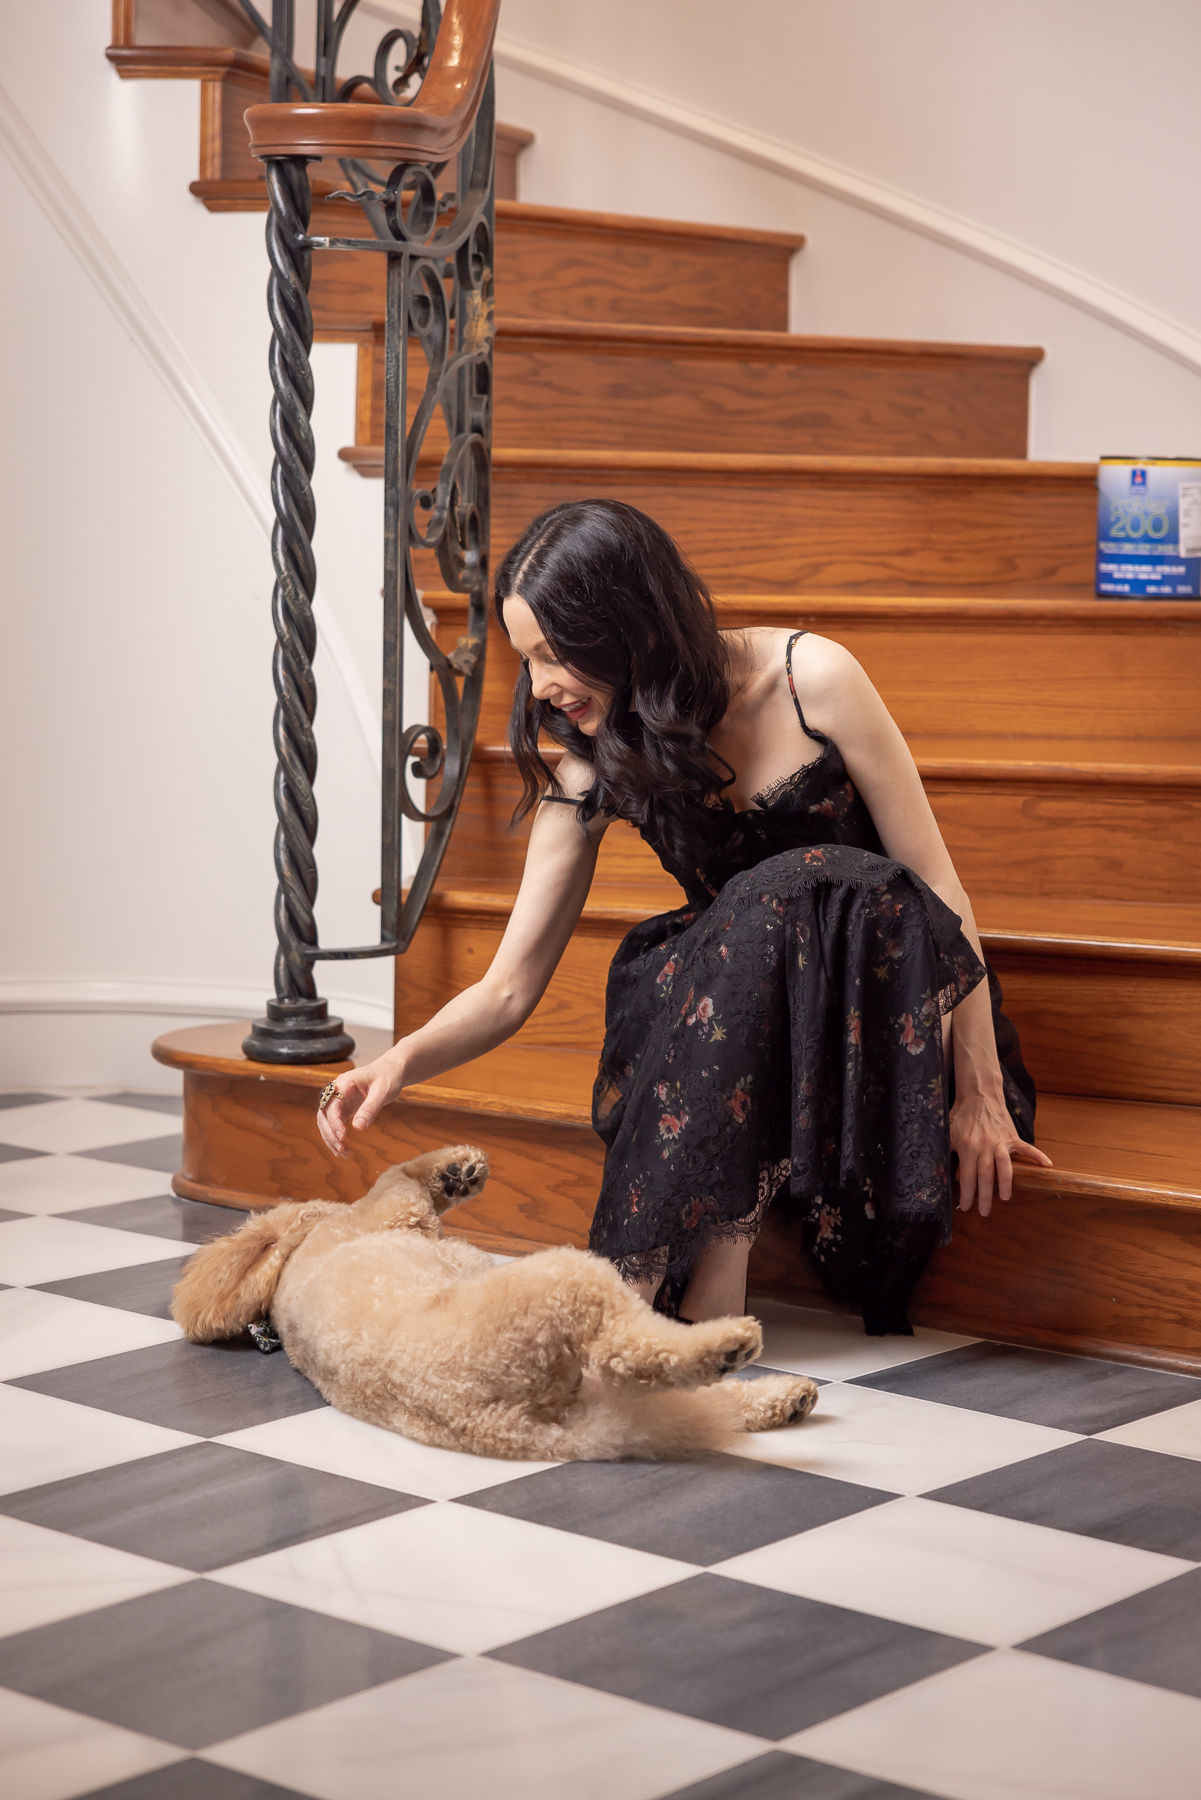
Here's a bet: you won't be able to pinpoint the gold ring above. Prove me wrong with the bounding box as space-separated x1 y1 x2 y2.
317 1080 341 1114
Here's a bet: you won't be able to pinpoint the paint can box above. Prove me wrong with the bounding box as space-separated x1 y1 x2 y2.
1096 457 1201 597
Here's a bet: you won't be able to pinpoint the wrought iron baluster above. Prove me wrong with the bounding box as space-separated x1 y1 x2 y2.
241 0 494 1065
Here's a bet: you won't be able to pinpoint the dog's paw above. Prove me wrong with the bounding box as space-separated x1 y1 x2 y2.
734 1373 819 1431
687 1316 763 1385
438 1148 489 1203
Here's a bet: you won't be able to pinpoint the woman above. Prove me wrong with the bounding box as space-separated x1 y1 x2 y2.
319 500 1050 1334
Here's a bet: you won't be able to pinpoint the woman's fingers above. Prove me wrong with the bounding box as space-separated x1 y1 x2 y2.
1011 1140 1055 1168
994 1140 1014 1206
350 1076 391 1132
957 1148 977 1213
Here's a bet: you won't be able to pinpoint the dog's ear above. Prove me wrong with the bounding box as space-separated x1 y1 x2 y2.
171 1202 331 1342
391 1145 489 1214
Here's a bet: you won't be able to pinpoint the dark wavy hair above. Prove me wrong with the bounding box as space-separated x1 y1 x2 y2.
493 499 733 878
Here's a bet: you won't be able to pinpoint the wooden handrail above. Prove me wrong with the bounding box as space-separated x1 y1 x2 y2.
244 0 499 165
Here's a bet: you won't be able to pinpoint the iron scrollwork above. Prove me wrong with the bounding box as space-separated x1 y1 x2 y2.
241 1 494 1064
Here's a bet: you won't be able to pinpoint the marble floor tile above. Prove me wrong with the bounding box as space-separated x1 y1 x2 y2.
727 1381 1079 1495
459 1454 892 1565
0 1216 189 1285
0 1288 181 1379
0 1516 190 1638
753 1301 977 1383
208 1657 767 1800
213 1499 696 1655
0 1440 424 1573
0 1143 47 1164
1021 1565 1201 1699
82 1138 183 1176
0 1091 59 1110
784 1648 1201 1800
929 1436 1201 1558
57 1194 243 1244
0 1156 176 1215
0 1688 181 1800
95 1094 182 1119
1097 1395 1201 1461
660 1750 946 1799
492 1573 983 1740
12 1337 328 1436
0 1579 448 1751
713 1495 1194 1647
0 1386 198 1497
33 1256 192 1320
0 1100 185 1156
851 1340 1201 1434
77 1762 314 1798
217 1404 558 1500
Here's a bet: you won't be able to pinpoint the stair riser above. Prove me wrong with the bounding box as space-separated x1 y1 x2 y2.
309 209 798 335
440 761 1201 902
433 603 1201 748
398 912 1197 1104
359 334 1033 458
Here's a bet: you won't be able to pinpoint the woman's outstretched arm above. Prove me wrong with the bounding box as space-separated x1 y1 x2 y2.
318 756 600 1157
790 634 1053 1216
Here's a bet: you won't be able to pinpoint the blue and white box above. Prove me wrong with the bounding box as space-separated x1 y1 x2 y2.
1096 457 1201 598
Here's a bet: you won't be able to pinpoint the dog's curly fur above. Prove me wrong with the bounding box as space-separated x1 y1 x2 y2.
171 1145 818 1461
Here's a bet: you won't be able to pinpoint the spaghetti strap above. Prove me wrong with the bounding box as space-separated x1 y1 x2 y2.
785 631 830 747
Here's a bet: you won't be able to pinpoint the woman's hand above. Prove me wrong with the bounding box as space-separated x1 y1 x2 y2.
951 1085 1053 1217
316 1055 405 1159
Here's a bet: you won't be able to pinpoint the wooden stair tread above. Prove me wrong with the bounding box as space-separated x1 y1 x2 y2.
426 878 1201 961
346 445 1097 481
492 315 1045 366
403 1043 1200 1206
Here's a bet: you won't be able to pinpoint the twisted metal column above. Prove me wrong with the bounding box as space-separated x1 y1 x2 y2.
243 156 353 1063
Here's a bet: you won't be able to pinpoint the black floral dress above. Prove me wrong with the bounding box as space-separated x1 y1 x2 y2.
588 633 1036 1334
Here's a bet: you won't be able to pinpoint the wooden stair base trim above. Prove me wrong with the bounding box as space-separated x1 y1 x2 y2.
343 445 1097 482
435 590 1201 628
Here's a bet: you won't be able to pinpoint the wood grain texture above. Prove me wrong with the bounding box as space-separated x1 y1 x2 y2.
353 318 1038 457
346 449 1100 598
109 0 262 55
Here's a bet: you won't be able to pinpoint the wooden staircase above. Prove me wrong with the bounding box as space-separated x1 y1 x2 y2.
130 6 1201 1372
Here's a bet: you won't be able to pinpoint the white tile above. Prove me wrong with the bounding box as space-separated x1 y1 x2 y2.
1097 1397 1201 1462
0 1216 188 1285
754 1298 977 1382
0 1517 190 1638
0 1155 172 1215
212 1498 695 1655
208 1656 765 1800
0 1688 181 1800
0 1099 180 1155
0 1385 198 1497
0 1289 181 1380
785 1648 1201 1800
217 1406 558 1500
715 1495 1194 1647
727 1380 1078 1495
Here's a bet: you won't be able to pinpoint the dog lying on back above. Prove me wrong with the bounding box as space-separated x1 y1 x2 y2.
172 1143 818 1461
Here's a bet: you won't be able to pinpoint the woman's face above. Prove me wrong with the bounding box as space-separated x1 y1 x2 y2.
503 595 611 736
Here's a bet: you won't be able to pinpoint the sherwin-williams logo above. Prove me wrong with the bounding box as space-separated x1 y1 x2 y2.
1131 468 1148 488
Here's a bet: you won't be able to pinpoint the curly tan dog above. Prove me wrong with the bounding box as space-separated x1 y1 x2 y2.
172 1144 818 1461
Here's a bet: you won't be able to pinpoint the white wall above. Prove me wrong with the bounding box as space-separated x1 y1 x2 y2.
2 0 1198 1090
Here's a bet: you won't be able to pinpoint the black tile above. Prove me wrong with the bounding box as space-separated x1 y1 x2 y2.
0 1208 29 1223
662 1751 946 1800
97 1093 184 1118
0 1091 58 1110
1020 1567 1201 1700
35 1256 193 1319
0 1439 426 1571
490 1573 983 1740
84 1135 183 1174
930 1438 1201 1558
0 1143 47 1162
0 1578 447 1750
11 1337 328 1436
79 1761 310 1799
460 1455 890 1564
852 1341 1201 1434
59 1194 244 1244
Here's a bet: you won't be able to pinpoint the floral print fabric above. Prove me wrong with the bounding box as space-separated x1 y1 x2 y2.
588 638 1036 1333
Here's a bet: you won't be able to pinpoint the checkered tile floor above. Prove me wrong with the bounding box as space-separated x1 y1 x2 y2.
2 1091 1201 1799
